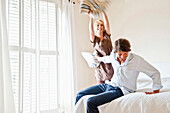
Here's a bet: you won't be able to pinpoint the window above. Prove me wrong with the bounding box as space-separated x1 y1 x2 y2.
7 0 60 112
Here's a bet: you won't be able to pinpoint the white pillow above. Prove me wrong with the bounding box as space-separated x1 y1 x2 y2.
81 52 100 68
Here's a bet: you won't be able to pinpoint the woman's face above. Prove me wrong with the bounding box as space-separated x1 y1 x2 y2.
116 51 129 63
95 22 104 34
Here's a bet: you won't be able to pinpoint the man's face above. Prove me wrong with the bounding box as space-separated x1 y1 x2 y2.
116 51 129 63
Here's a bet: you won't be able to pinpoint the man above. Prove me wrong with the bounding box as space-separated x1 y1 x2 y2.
75 38 163 113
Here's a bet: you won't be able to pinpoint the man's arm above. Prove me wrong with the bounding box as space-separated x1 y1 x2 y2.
137 57 163 94
96 51 113 63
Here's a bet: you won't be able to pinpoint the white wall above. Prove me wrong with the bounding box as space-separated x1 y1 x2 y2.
74 0 170 91
108 0 170 62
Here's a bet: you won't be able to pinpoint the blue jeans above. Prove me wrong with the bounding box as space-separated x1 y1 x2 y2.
75 84 124 113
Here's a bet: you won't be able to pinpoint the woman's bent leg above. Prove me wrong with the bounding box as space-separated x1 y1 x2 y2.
75 84 107 104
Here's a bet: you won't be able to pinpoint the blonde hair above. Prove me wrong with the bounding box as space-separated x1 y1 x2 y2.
94 20 105 32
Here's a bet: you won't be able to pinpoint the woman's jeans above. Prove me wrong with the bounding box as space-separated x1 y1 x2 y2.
75 84 124 113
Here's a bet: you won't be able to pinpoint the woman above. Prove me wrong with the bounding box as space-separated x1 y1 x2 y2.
89 10 114 84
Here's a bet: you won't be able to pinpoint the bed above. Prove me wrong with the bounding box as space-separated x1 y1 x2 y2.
73 62 170 113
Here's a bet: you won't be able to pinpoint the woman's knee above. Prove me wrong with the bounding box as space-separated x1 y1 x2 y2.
76 91 84 98
75 91 84 104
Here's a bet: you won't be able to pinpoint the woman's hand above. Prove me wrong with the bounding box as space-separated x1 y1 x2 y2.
88 10 93 17
95 56 100 61
145 90 160 94
96 56 103 62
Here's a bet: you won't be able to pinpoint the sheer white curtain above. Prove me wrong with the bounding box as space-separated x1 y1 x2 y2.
5 0 76 112
58 0 77 113
0 0 15 113
7 0 59 113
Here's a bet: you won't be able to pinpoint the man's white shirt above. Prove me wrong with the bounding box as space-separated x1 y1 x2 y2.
99 50 163 95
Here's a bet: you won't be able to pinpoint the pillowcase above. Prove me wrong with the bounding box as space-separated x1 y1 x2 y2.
80 0 110 18
81 52 100 68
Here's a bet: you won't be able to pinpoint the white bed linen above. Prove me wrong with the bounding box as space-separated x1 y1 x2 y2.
73 77 170 113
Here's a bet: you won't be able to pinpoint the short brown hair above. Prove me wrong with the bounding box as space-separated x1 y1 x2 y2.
114 38 131 53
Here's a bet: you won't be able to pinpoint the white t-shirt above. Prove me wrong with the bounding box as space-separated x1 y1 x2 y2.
99 51 163 95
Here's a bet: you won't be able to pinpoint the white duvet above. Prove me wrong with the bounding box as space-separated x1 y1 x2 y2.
73 77 170 113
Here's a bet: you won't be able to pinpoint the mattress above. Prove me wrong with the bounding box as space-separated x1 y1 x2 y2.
73 77 170 113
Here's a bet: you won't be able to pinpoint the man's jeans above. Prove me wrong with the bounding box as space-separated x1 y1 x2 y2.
75 84 124 113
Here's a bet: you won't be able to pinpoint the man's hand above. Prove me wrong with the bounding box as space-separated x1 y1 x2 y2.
145 90 160 94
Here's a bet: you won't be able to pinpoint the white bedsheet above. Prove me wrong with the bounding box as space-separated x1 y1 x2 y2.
73 77 170 113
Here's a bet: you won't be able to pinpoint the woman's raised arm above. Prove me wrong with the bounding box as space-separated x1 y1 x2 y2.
102 11 110 35
89 12 95 42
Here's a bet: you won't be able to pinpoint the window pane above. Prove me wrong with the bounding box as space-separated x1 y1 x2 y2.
39 1 56 51
23 0 36 49
10 51 19 113
8 0 19 46
48 3 56 51
40 55 57 111
23 52 36 113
